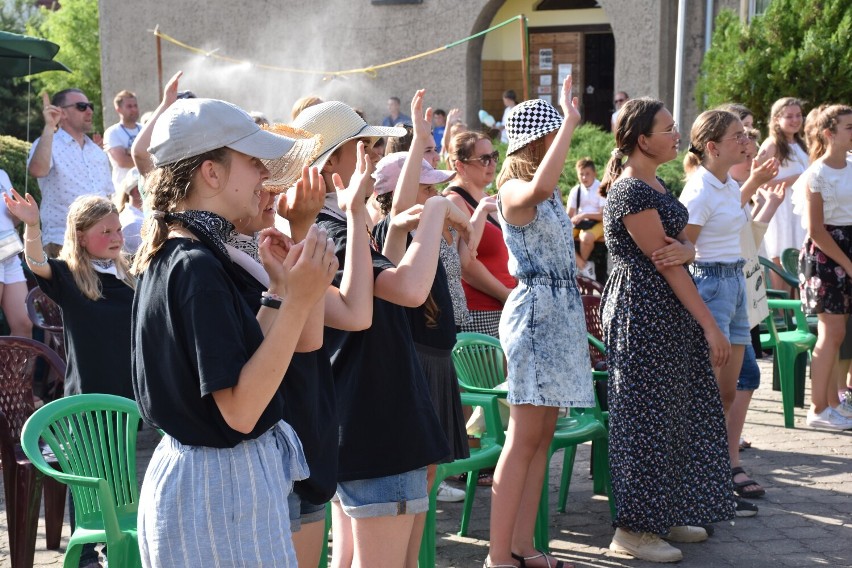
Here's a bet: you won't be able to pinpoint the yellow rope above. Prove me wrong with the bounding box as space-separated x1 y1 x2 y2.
153 29 448 78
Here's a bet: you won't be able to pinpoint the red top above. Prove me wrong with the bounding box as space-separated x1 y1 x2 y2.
458 200 517 311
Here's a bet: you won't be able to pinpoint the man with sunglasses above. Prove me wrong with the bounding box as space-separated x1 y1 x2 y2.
27 88 114 257
611 90 630 133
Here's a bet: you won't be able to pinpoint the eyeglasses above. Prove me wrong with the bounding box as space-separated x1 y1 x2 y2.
62 102 95 112
463 151 500 167
717 132 750 144
648 122 679 137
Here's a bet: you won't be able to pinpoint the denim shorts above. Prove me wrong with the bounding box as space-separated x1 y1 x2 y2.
737 344 761 391
335 467 428 519
692 260 751 345
287 491 328 532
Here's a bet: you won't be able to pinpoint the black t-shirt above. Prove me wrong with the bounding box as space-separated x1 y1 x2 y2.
317 212 450 480
35 259 134 399
373 218 457 350
233 262 339 504
131 238 283 448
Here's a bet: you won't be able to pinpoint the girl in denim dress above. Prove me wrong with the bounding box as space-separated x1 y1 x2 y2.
483 76 593 568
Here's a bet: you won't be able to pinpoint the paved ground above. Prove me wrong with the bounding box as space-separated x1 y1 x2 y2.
2 357 850 567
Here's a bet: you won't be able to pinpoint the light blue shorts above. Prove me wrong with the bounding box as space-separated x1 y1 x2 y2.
693 261 751 346
737 344 761 391
287 491 327 531
336 467 428 519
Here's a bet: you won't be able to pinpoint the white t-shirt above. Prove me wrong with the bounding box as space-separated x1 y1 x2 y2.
103 122 141 190
0 169 16 234
26 129 114 245
566 178 606 215
680 166 747 262
799 157 852 226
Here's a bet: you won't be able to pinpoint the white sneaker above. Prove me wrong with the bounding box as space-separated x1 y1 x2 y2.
806 407 852 430
578 262 596 279
610 528 683 563
436 481 466 502
663 525 708 543
833 392 852 418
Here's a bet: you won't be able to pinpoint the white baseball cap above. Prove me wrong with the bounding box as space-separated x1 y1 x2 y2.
149 99 316 188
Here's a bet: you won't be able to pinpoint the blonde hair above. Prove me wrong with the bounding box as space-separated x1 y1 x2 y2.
683 109 740 175
496 137 546 189
768 97 808 164
131 148 231 275
291 95 323 120
806 104 852 163
59 196 135 300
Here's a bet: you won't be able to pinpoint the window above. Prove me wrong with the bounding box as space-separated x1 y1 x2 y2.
748 0 772 19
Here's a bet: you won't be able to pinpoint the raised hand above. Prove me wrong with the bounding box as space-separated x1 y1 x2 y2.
3 188 41 227
558 75 581 128
333 141 373 214
758 181 785 204
410 89 434 146
162 71 183 107
41 92 61 131
278 166 326 236
749 156 779 186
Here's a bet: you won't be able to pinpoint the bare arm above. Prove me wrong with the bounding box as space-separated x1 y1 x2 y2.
623 208 730 367
390 89 431 217
132 71 182 176
107 146 135 169
28 93 60 179
500 75 581 225
212 226 337 433
374 196 467 306
323 146 375 331
3 189 52 279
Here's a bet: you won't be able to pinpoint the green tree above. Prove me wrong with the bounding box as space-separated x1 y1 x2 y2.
28 0 104 132
696 0 852 132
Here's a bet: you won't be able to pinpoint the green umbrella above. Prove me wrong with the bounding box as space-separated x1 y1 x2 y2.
0 30 70 77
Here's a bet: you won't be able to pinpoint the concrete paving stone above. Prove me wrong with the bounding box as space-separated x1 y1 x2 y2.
760 511 821 528
751 537 810 555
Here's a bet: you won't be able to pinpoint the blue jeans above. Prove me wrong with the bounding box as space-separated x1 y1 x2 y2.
693 261 751 345
336 468 428 519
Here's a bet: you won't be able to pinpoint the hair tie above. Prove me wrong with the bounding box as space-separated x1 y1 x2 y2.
688 143 701 155
151 210 167 221
610 147 624 160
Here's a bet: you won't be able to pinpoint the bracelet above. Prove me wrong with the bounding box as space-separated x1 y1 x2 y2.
260 291 283 309
25 252 49 267
25 229 42 242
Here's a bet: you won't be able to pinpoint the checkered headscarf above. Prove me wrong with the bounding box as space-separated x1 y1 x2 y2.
505 99 563 155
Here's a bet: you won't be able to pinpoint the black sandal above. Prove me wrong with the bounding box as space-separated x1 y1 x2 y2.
732 466 765 499
511 550 572 568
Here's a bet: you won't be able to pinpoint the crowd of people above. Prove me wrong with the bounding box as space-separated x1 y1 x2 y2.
1 69 850 568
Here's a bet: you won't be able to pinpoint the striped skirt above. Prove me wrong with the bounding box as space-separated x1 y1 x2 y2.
138 421 308 567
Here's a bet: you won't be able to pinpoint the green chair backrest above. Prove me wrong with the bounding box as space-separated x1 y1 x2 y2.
21 394 141 534
780 248 800 277
452 333 506 393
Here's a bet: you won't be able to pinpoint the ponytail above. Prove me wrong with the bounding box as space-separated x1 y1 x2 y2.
599 97 665 197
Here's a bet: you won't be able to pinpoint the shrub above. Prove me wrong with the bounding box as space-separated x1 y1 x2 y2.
696 1 852 131
0 135 40 203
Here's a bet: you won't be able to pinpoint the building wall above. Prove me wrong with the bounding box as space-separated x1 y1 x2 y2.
99 0 740 136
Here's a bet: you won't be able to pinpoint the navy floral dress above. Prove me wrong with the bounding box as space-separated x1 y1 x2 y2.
601 178 735 534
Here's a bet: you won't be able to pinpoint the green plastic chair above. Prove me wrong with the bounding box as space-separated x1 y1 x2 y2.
534 335 613 552
451 332 507 397
760 299 817 428
21 394 143 568
781 247 800 277
418 391 505 568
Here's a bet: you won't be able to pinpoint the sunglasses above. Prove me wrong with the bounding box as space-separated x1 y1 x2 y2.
464 151 500 167
62 102 95 112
